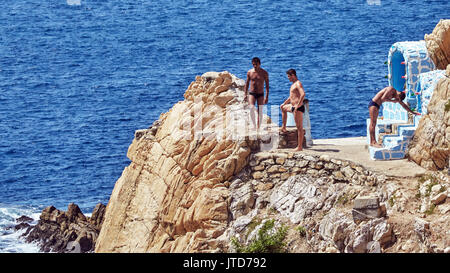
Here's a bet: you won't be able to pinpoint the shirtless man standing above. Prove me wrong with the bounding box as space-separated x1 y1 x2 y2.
368 86 420 147
244 57 269 129
280 69 306 152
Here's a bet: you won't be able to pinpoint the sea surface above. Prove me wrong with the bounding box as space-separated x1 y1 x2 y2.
0 0 448 252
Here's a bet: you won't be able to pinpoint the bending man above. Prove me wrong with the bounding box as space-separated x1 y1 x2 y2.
368 86 419 147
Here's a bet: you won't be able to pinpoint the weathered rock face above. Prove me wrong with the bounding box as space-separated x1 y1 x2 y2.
222 151 398 253
95 72 278 253
317 209 395 253
425 19 450 70
221 150 450 253
21 203 105 253
95 69 449 253
408 65 450 170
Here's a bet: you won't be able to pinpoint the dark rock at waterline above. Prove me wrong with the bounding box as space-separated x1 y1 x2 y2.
16 215 34 223
14 222 31 231
13 215 34 231
22 203 106 253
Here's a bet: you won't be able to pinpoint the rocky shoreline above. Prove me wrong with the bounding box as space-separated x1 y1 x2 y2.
14 20 449 254
15 203 105 253
16 62 449 253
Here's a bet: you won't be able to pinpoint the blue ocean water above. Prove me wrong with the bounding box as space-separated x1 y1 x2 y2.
0 0 448 252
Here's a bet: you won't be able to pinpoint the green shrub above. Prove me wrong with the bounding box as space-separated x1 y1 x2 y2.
245 217 262 240
415 192 421 200
417 174 439 197
388 195 396 207
425 181 439 197
231 219 288 253
418 174 437 184
415 183 422 199
424 204 436 215
337 193 349 205
296 225 306 237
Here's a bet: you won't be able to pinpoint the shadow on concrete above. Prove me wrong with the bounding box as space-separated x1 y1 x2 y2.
309 148 340 153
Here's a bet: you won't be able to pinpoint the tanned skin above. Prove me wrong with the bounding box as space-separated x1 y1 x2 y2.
280 71 306 152
369 86 419 147
244 58 269 129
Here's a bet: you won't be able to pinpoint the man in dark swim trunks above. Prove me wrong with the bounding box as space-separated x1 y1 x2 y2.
244 57 269 129
280 69 306 152
368 86 420 147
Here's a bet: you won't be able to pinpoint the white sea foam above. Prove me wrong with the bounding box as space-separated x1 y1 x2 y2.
67 0 81 6
0 229 41 253
0 204 42 253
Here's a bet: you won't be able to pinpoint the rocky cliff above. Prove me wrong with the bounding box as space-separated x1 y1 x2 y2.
408 64 450 170
425 19 450 70
95 71 449 253
95 72 277 252
407 20 450 170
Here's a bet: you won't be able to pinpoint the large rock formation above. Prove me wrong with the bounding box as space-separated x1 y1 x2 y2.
95 72 278 252
408 65 450 170
20 203 105 253
425 19 450 70
95 70 449 253
407 19 450 169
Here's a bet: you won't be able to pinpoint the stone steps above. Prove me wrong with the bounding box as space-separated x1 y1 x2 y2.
367 115 421 160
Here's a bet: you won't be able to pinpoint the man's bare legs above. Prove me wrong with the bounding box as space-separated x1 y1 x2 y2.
369 106 382 147
248 95 264 130
280 104 303 151
280 104 290 133
256 96 264 130
248 95 257 130
294 110 303 152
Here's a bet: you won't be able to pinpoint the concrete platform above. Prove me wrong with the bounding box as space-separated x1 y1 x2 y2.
277 136 427 178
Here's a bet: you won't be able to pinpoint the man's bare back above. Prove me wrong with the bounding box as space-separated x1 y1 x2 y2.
368 86 419 147
372 86 401 105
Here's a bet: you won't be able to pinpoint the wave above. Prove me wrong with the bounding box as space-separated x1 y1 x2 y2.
0 204 42 253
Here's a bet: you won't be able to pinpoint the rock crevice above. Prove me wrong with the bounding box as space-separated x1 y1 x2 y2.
408 64 450 170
